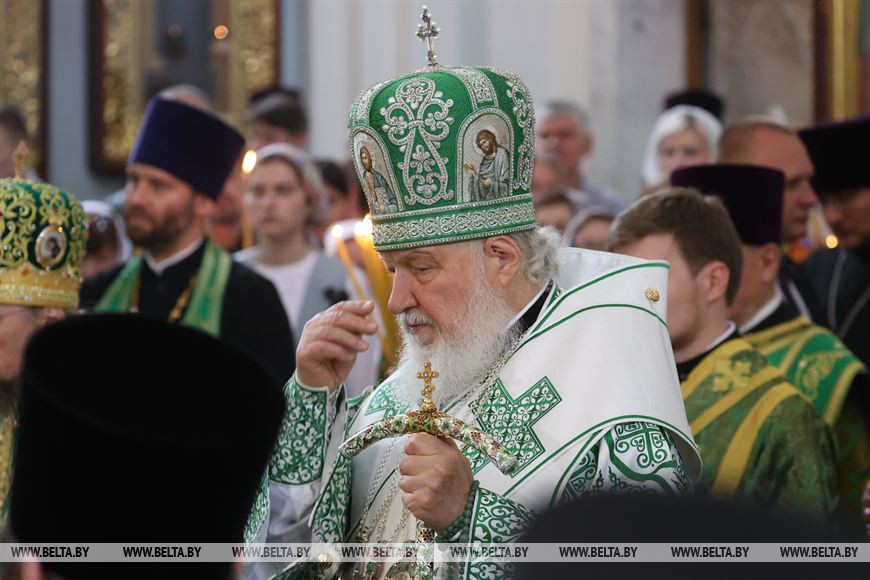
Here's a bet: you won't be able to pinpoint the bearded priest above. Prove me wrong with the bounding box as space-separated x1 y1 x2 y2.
247 15 701 580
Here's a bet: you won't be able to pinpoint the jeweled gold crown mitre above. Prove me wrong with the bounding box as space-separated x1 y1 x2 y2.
0 144 87 309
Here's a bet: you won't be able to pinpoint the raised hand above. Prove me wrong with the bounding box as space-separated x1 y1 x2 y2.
296 301 378 390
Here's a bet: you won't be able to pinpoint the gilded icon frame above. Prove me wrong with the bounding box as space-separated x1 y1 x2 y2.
88 0 281 175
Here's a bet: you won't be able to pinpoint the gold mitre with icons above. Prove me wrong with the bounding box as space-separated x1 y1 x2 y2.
0 144 87 310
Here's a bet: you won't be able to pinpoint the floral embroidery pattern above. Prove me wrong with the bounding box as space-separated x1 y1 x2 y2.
380 77 454 206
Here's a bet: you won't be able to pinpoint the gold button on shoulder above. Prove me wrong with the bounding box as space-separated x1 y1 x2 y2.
645 288 660 302
316 552 332 570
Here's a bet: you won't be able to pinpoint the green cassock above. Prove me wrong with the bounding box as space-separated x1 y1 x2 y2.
743 306 869 532
680 336 839 518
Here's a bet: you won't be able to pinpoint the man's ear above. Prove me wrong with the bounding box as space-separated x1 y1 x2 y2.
482 236 523 288
758 242 782 283
702 260 731 305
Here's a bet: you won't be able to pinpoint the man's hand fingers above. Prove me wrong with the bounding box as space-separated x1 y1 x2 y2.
404 433 454 456
309 325 370 352
397 474 425 493
299 341 356 364
333 300 376 316
308 307 378 337
398 454 430 476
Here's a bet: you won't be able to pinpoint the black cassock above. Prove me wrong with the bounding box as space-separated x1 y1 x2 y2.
80 240 295 390
801 247 870 367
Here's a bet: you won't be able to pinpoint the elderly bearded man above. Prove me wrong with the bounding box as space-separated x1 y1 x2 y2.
251 29 700 580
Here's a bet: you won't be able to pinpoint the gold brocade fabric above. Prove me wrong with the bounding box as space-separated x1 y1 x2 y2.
744 315 870 533
0 405 17 520
682 338 838 519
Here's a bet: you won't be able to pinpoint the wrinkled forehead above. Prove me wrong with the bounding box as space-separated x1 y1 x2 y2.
380 241 477 268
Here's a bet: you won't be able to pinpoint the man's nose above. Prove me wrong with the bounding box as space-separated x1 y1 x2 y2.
125 181 148 206
387 272 418 315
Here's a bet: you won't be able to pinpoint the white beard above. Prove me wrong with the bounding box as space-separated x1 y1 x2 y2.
392 268 520 410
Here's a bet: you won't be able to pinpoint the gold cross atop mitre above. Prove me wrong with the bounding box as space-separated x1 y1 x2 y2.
416 361 440 413
416 5 440 66
13 141 29 179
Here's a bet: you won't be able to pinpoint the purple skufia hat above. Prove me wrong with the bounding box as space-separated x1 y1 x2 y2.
798 116 870 196
663 89 725 121
671 164 785 245
128 97 245 200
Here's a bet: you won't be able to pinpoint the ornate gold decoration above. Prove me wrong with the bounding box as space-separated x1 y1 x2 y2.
34 225 67 269
0 0 44 169
0 182 38 268
94 0 279 170
315 551 332 570
0 406 17 513
645 288 660 302
100 0 141 165
0 262 81 309
712 359 752 392
827 0 861 119
0 180 86 309
12 143 28 179
416 361 440 413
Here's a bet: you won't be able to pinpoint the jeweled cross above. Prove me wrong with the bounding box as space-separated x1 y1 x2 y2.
416 361 440 413
416 6 440 66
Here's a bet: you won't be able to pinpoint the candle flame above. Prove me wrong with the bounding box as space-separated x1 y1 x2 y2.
331 223 344 238
354 214 374 237
241 150 257 175
825 234 839 249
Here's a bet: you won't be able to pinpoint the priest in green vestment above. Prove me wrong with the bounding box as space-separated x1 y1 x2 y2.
245 11 702 580
672 163 869 533
610 188 838 518
79 97 295 389
0 149 87 522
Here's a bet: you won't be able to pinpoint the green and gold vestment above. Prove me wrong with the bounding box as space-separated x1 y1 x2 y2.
744 307 869 531
681 336 838 518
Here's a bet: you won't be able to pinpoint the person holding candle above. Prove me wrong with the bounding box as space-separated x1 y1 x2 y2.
236 143 381 397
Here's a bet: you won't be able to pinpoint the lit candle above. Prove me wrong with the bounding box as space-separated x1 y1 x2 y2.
353 215 400 368
331 224 367 301
241 149 257 175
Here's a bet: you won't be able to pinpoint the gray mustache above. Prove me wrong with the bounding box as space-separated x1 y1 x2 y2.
398 310 437 329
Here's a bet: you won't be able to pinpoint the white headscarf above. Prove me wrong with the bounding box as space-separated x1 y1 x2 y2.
640 105 722 188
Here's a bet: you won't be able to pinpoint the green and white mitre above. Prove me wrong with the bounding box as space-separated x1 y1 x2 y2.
348 16 535 250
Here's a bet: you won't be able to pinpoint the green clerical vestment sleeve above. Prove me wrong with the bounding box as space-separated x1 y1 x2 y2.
682 338 838 519
744 315 870 531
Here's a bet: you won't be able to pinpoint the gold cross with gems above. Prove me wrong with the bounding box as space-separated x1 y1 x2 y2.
12 142 29 179
416 6 440 66
416 361 440 413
